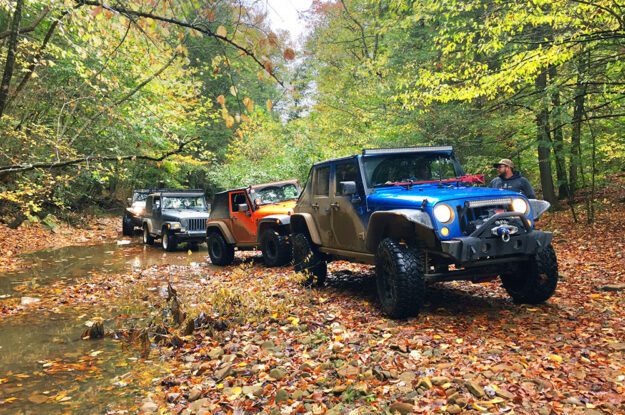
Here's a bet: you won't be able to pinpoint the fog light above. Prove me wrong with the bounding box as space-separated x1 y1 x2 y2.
440 227 449 236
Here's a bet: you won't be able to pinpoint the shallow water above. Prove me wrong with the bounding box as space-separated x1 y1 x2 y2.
0 239 212 414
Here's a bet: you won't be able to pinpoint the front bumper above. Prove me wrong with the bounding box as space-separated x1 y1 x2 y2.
171 230 206 241
440 211 552 263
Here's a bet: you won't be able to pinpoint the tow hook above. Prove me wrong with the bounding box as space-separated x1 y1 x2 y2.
491 224 518 243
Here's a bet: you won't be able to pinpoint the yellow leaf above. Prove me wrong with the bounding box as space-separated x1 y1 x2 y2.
243 97 254 112
229 85 238 96
548 354 563 363
216 95 225 106
216 26 227 37
266 99 273 111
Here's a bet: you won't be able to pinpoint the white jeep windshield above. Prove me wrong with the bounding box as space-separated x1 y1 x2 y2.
162 196 207 210
363 153 461 187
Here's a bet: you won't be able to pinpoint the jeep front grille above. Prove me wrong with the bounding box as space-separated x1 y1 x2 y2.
187 218 206 231
458 201 524 236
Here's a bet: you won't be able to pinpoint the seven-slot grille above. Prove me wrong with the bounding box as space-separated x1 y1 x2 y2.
187 218 206 231
458 199 515 235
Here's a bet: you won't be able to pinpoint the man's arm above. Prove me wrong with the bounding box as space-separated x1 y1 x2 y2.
521 178 536 199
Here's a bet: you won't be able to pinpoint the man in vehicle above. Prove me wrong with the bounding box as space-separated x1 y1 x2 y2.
490 158 536 199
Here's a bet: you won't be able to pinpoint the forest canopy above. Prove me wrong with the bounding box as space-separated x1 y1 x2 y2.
1 0 624 222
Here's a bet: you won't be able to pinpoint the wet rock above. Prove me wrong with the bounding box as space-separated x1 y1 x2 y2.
563 397 583 406
242 384 264 398
82 318 105 340
261 340 276 350
292 389 308 400
214 364 233 380
188 387 202 402
597 284 625 292
447 404 462 414
447 392 460 403
207 347 224 360
398 371 416 384
326 404 345 415
417 377 433 390
42 214 59 231
141 400 158 413
464 380 485 398
493 386 514 400
432 376 450 386
166 392 180 403
389 401 414 415
269 367 287 380
20 296 41 306
275 389 289 402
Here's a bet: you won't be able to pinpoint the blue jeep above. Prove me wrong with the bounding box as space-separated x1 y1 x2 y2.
291 146 557 318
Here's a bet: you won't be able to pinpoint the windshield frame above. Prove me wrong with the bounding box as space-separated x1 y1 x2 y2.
361 152 464 189
161 195 208 210
250 183 301 206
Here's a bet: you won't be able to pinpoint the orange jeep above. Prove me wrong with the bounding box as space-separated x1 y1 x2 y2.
206 180 301 266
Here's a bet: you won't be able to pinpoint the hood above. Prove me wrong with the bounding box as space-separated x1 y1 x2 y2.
367 184 525 209
255 200 297 215
162 209 209 220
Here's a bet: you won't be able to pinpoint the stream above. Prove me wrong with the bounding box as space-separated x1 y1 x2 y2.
0 240 213 414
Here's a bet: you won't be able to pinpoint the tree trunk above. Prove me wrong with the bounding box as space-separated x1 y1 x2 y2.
535 68 557 205
548 65 568 199
569 53 587 195
0 0 24 118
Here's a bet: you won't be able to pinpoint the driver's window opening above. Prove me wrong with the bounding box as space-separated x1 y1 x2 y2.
231 193 248 212
314 167 330 196
335 162 359 196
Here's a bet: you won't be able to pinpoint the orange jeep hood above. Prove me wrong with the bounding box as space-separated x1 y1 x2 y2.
255 200 296 216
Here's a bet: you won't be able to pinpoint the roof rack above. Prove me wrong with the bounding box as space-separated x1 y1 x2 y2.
362 146 453 156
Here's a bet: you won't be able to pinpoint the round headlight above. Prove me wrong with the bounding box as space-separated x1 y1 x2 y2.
433 204 454 224
511 198 529 215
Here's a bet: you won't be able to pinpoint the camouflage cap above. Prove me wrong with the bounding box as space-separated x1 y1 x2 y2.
493 158 514 169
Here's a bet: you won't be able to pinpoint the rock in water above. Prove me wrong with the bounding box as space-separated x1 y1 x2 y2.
82 318 105 339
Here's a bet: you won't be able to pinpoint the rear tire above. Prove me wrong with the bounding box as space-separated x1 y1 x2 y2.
122 214 133 236
143 225 155 245
261 228 292 267
292 233 327 287
162 230 178 252
207 231 235 265
375 238 425 319
501 244 558 304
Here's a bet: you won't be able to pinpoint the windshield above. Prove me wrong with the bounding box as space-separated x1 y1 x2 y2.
133 192 150 202
162 196 207 210
251 184 300 205
363 153 462 187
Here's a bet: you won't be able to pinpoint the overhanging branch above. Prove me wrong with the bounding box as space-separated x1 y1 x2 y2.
76 0 284 87
0 137 201 174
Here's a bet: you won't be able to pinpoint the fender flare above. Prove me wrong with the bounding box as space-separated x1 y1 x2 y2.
257 215 291 242
366 209 437 252
289 213 322 245
206 221 235 244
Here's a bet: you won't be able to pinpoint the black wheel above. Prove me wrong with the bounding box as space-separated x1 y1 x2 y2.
143 225 155 245
501 244 558 304
375 238 425 319
292 233 327 287
162 230 178 252
122 214 133 236
207 231 235 265
261 228 292 267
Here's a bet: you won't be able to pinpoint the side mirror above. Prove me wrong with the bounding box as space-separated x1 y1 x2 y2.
237 203 249 212
340 181 357 196
127 197 132 205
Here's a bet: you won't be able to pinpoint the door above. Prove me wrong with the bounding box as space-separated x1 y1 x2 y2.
229 191 255 243
331 160 367 252
310 165 334 247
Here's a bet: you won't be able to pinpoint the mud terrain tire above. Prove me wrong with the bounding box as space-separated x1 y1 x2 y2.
501 244 558 304
207 230 235 266
122 214 133 236
143 225 155 245
292 233 327 287
162 230 178 252
261 229 292 267
375 238 425 319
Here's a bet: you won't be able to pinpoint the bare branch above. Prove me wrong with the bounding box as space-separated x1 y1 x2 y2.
0 137 201 174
